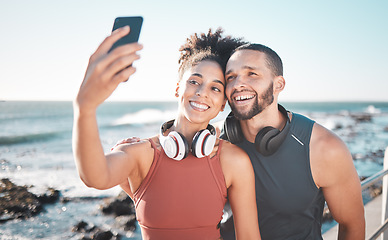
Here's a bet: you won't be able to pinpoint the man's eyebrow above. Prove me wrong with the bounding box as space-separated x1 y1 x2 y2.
225 69 233 76
226 66 258 76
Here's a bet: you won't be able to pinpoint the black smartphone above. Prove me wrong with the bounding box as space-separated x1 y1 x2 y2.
108 16 143 53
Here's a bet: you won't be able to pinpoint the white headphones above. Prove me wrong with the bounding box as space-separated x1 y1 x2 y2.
159 120 217 160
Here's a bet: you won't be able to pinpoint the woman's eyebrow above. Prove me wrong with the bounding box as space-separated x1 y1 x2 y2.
191 73 203 78
213 79 225 87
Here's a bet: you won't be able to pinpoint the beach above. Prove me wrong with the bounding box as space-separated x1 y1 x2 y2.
1 101 388 239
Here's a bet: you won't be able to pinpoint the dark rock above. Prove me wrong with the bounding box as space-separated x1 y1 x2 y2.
93 230 114 240
72 220 91 233
114 214 137 232
334 123 343 130
0 178 61 223
350 113 372 123
0 178 42 221
369 184 382 198
73 221 121 240
37 187 60 204
100 191 135 217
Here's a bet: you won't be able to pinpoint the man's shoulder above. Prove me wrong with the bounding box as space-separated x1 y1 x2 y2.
310 123 352 176
290 111 315 123
311 122 344 150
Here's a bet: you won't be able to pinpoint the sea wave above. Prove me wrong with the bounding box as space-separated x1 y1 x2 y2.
111 108 176 126
365 105 382 114
0 132 60 145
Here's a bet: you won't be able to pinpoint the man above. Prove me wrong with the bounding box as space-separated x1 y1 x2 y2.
220 43 365 239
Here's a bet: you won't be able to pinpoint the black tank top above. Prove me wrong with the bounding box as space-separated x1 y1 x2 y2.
237 113 325 240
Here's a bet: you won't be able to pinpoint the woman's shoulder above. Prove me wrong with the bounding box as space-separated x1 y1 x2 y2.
219 139 251 168
218 139 253 188
219 139 247 156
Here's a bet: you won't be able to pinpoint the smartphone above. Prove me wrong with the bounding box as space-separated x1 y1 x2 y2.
108 16 143 53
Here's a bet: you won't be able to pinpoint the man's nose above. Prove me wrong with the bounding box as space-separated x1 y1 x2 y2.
230 75 245 89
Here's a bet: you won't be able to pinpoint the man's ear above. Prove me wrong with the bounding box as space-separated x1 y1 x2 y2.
274 76 285 93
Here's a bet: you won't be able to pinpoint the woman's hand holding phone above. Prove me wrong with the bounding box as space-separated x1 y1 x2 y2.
75 26 143 112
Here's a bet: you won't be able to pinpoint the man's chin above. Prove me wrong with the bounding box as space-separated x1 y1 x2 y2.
231 109 254 120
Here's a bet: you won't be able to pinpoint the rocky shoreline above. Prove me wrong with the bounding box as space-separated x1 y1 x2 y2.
0 178 137 240
1 174 384 239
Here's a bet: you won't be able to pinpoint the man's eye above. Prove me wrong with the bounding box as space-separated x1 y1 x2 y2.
226 76 235 81
248 72 257 76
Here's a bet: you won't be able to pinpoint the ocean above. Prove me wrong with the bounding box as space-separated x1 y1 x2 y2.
1 101 388 239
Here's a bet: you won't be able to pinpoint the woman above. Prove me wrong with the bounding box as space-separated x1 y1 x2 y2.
73 26 260 240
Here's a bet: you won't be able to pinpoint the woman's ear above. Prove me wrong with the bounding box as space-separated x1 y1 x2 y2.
220 99 227 112
175 82 180 97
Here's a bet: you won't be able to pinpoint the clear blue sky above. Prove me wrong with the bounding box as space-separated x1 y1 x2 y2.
1 0 387 102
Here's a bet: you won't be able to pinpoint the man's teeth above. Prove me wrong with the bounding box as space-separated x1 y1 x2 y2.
191 102 209 110
235 95 254 101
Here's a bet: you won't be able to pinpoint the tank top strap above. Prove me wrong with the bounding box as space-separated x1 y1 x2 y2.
207 139 227 199
215 138 224 158
290 113 315 146
133 138 161 206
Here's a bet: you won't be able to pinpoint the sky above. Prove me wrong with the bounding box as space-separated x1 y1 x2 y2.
0 0 387 102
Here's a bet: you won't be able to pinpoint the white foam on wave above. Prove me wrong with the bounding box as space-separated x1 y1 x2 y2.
365 105 381 114
112 108 177 126
311 114 355 131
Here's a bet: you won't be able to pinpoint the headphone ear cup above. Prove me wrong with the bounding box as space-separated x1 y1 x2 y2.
164 131 189 160
192 129 216 158
255 127 280 156
224 112 243 144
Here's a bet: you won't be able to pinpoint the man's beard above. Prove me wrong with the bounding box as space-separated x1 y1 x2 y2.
229 82 274 120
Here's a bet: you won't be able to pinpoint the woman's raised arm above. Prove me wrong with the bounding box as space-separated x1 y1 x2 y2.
72 26 143 189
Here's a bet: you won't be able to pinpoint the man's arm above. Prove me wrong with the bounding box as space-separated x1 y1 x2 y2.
310 123 365 240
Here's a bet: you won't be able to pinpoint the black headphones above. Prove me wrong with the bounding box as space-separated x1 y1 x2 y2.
223 104 291 156
159 120 217 160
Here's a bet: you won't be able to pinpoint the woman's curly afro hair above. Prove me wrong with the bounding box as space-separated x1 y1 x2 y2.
178 28 247 80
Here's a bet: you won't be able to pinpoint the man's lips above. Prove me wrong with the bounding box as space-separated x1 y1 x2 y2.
233 95 255 101
231 91 256 103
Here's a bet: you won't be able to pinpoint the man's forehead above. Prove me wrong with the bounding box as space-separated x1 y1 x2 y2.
226 50 265 71
230 49 264 61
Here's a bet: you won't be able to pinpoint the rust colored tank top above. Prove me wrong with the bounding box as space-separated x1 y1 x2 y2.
133 139 227 240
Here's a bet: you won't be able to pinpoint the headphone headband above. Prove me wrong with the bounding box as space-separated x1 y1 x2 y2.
159 120 217 160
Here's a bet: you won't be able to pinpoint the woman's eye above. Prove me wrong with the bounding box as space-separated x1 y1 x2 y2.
248 72 257 76
188 79 199 85
212 87 221 92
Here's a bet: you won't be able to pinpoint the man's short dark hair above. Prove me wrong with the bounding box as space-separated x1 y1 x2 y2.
234 43 283 76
